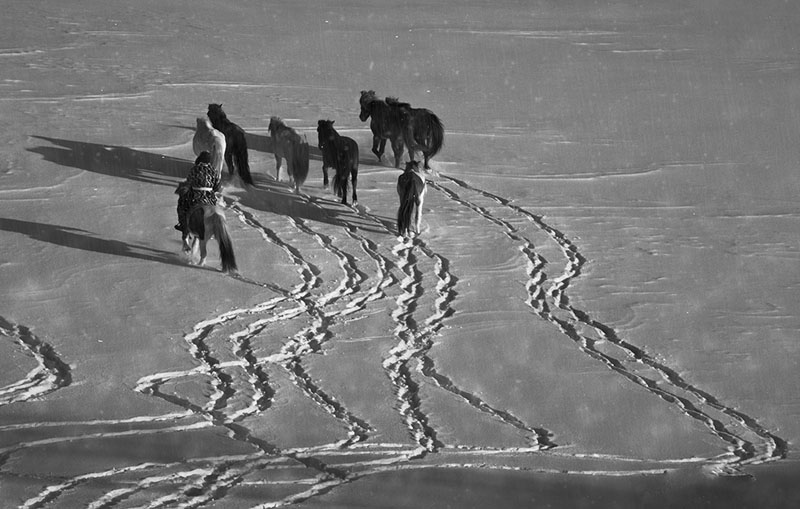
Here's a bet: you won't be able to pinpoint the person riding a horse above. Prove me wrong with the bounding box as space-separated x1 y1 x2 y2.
175 151 221 232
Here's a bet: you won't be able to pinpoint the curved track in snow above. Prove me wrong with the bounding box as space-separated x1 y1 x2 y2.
9 158 788 507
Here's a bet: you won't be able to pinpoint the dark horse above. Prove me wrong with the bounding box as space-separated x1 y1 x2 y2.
317 119 359 205
387 97 444 170
207 104 254 185
182 204 238 273
359 90 406 168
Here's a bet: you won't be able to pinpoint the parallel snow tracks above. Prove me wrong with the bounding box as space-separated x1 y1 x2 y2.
356 196 556 454
384 238 442 456
0 316 71 406
436 174 787 473
111 201 370 508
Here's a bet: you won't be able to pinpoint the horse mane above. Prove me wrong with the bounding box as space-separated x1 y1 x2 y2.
386 96 411 109
317 119 335 131
269 116 285 131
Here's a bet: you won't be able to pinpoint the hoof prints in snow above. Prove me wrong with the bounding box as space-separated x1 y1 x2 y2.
11 174 787 507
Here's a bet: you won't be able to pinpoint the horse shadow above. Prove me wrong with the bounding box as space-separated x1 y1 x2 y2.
0 217 185 267
162 124 324 161
28 132 388 235
28 136 192 187
232 178 386 235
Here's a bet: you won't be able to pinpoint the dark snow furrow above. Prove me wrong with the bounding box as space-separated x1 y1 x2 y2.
123 201 355 507
229 203 321 299
341 228 397 313
439 174 786 472
284 358 372 447
288 216 365 307
0 317 71 406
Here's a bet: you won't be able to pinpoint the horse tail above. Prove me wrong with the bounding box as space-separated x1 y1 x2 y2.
210 211 238 273
344 137 359 172
396 175 418 235
427 112 444 157
233 130 253 185
293 138 310 188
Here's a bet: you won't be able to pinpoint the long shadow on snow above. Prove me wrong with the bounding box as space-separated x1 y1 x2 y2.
0 217 184 267
236 178 385 235
162 124 326 161
28 135 192 187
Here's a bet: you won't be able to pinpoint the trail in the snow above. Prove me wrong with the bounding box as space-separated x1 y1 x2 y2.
17 154 789 508
0 317 71 408
435 173 787 474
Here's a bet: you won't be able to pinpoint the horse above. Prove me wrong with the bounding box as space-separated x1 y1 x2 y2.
317 119 359 205
206 104 254 185
181 204 238 273
387 97 444 170
359 90 406 168
192 117 226 179
396 161 427 237
268 117 309 194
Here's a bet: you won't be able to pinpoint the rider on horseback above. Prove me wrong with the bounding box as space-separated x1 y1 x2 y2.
175 151 221 232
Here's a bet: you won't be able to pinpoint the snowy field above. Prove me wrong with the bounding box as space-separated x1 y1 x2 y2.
1 1 799 507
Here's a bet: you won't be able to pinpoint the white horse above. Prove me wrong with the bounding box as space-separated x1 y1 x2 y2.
396 161 427 237
193 117 227 179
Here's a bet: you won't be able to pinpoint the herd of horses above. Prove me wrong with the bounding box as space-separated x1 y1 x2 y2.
181 91 444 273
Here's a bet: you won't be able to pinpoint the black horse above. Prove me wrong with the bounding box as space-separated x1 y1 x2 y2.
386 97 444 170
317 119 359 205
359 90 406 168
207 104 254 185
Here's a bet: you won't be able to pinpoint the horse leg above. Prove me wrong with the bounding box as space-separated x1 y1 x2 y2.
371 135 383 162
391 138 405 168
322 164 329 188
414 201 421 234
188 237 200 264
340 177 349 205
274 154 282 180
198 238 208 266
377 138 386 160
415 183 426 234
351 170 358 205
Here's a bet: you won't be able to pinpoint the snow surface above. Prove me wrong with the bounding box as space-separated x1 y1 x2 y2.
1 1 799 507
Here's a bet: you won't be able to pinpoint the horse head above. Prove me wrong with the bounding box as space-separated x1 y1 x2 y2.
207 103 226 122
359 90 377 122
405 160 421 173
317 119 335 149
268 116 283 134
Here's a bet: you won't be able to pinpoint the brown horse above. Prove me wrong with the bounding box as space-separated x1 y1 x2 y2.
396 161 427 237
387 98 444 170
317 119 359 205
359 90 406 168
207 104 254 185
268 117 310 194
